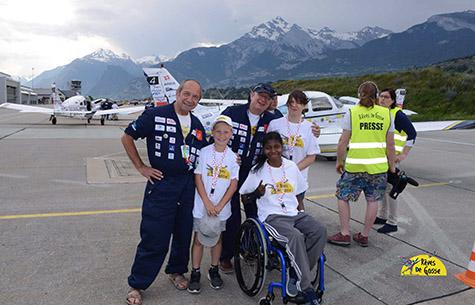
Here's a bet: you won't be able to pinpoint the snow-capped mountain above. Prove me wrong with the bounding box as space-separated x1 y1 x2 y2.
31 11 475 97
32 49 148 99
135 55 172 67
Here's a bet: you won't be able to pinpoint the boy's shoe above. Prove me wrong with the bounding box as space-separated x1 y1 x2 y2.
219 259 234 274
187 270 201 294
377 224 398 234
352 232 369 247
327 232 351 246
304 288 320 305
374 217 387 225
208 266 223 289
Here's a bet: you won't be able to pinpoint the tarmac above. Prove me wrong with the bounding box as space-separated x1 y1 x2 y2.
0 108 474 305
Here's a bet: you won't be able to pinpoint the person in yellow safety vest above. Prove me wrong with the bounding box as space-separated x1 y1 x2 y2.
328 81 396 247
374 88 417 233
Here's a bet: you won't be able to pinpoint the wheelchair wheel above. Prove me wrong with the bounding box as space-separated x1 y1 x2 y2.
234 218 268 296
311 254 326 303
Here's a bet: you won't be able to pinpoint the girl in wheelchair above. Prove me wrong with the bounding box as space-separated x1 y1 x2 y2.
240 132 326 305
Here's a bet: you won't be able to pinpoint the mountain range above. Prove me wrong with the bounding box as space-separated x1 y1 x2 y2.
32 11 475 99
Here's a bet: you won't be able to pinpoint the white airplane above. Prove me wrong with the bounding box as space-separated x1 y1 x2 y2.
145 67 475 159
0 85 145 125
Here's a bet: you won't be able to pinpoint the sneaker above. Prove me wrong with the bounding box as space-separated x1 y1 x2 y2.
374 217 387 225
286 268 298 297
327 232 351 246
304 288 320 305
377 224 398 234
352 232 368 247
219 259 234 274
208 266 223 289
187 270 201 294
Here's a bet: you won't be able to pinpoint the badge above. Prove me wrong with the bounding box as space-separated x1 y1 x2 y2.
258 126 265 132
238 130 247 136
181 145 190 159
163 133 169 139
170 137 176 144
240 137 246 143
155 124 165 131
169 145 175 151
191 147 196 154
196 129 203 141
166 126 176 133
155 143 161 150
168 153 174 159
238 149 243 155
239 123 247 130
155 116 165 123
155 136 162 142
233 128 238 134
155 151 161 157
166 118 176 125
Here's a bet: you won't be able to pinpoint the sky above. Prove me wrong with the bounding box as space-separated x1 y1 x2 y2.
1 0 475 78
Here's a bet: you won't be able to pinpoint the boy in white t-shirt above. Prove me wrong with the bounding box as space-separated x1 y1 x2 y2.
188 115 239 294
267 90 320 210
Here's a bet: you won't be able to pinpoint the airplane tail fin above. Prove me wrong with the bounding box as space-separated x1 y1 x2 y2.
51 83 62 111
143 65 180 105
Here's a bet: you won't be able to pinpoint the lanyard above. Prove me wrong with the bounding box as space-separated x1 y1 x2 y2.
267 161 288 213
210 145 228 196
285 116 302 160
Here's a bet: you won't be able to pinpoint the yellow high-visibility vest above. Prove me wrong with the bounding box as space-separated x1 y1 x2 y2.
345 105 391 174
390 108 407 155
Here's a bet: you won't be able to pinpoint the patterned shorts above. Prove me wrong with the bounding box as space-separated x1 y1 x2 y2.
336 172 387 202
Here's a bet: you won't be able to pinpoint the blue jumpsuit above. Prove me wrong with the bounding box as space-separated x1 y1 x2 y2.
125 103 207 290
219 104 276 261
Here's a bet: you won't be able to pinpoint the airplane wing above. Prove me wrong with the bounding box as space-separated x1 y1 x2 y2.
94 106 145 116
413 120 475 131
0 103 54 114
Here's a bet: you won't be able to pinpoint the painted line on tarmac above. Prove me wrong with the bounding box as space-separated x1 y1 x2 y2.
418 137 475 147
0 182 450 221
0 208 141 220
305 182 450 200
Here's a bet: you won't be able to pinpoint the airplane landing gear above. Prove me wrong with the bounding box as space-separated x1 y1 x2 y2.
50 116 57 125
87 118 91 124
100 116 105 125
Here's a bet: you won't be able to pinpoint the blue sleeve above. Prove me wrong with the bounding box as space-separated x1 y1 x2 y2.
395 111 417 142
124 109 154 140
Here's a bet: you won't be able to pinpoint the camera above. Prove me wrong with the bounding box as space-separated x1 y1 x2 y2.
387 168 419 199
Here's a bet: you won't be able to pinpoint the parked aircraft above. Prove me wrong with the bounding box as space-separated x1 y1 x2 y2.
0 85 144 125
145 67 475 158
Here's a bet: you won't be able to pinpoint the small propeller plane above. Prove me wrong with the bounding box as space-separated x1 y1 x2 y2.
0 84 145 125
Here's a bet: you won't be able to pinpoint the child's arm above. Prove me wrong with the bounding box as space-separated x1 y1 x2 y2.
194 174 218 216
216 178 238 213
297 154 316 171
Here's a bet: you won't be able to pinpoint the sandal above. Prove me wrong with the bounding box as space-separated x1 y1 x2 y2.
126 288 142 305
168 273 189 290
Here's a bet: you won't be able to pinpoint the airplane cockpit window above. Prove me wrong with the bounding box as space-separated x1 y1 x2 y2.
332 97 344 108
310 97 333 111
277 105 288 115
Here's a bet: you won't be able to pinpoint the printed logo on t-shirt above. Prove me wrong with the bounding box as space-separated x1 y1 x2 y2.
270 181 294 194
283 135 304 148
206 164 231 180
251 126 257 136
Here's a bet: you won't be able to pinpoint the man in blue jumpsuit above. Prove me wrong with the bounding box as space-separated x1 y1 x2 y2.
219 83 278 272
123 80 207 305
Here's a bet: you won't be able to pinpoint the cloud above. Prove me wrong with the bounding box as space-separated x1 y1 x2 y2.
1 0 475 77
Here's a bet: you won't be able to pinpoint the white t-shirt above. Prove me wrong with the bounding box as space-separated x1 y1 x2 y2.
193 144 239 221
239 158 307 223
247 110 260 140
177 113 191 138
267 117 320 183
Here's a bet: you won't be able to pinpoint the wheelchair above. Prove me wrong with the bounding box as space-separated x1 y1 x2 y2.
234 218 325 305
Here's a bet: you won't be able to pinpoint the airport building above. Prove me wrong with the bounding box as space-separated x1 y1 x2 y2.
0 72 21 104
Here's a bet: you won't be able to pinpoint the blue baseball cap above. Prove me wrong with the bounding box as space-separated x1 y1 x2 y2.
252 83 278 97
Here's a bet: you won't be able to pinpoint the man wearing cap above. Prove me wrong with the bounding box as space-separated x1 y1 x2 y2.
122 79 207 305
217 83 279 272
